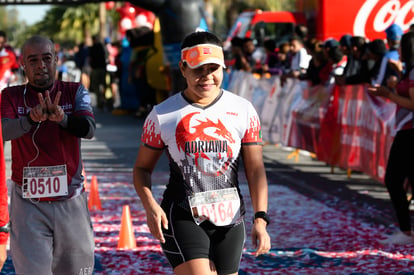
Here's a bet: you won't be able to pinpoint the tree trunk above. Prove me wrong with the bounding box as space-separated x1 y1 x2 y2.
225 0 239 30
99 2 106 41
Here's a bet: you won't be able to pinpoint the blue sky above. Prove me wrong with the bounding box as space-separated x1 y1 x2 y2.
9 5 51 25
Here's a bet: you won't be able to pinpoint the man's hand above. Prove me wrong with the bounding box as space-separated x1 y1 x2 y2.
30 91 64 123
43 91 64 122
29 92 49 123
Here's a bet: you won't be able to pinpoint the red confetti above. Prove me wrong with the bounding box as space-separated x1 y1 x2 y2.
89 171 414 274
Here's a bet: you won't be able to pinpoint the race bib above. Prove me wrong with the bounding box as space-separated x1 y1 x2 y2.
22 165 68 199
188 187 241 226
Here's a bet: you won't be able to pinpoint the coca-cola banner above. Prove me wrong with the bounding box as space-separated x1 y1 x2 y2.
354 0 414 38
226 72 399 183
318 0 414 40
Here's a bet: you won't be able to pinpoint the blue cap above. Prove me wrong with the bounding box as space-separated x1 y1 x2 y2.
322 38 339 49
385 24 403 41
339 34 352 48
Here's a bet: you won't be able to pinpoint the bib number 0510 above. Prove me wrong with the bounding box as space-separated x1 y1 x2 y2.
23 165 68 198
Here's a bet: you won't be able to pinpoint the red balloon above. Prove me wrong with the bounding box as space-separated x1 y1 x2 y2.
105 1 115 10
117 2 136 19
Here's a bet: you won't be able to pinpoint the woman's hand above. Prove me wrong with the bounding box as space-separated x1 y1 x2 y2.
367 84 391 98
386 75 398 90
251 219 271 257
145 201 168 243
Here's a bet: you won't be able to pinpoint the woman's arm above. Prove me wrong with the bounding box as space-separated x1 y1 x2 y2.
241 144 271 256
368 84 414 110
133 145 168 243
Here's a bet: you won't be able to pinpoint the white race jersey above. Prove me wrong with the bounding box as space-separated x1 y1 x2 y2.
141 90 262 213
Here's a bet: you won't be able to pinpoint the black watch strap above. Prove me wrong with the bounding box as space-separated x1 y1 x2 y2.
253 211 270 226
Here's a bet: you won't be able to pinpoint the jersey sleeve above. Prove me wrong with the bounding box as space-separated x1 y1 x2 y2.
1 88 17 119
241 102 263 145
141 109 165 150
72 84 95 139
74 84 94 117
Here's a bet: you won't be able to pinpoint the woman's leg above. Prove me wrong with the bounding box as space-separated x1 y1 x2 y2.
161 203 243 275
174 258 217 275
385 130 414 232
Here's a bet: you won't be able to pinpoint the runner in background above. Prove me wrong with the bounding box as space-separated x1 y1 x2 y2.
104 37 120 110
0 31 19 92
74 41 90 90
133 31 271 275
88 35 109 111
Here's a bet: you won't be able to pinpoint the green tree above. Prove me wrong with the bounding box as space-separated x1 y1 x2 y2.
59 4 101 46
28 6 67 43
18 3 119 50
0 6 28 49
0 7 7 30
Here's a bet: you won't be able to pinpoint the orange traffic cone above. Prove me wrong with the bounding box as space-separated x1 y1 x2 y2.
117 205 137 249
88 175 102 210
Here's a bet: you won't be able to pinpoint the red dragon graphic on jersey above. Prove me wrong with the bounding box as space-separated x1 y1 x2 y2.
176 112 235 176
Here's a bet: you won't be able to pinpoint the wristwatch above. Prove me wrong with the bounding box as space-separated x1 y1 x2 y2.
253 211 270 226
0 223 9 233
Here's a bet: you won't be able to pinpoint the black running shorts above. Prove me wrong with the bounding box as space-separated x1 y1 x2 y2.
161 201 246 274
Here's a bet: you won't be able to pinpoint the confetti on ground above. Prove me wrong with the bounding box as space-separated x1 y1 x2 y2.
1 171 414 274
90 171 414 274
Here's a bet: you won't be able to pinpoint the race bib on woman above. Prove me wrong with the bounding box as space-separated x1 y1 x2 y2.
188 187 241 226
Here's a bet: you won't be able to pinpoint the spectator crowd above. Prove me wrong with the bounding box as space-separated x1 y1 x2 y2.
227 23 406 92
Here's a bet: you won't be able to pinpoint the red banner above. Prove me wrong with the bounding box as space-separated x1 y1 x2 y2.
317 84 342 165
314 84 396 182
332 85 395 182
288 83 331 154
226 72 398 183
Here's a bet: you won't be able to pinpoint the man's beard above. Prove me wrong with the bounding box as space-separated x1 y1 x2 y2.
33 77 52 87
